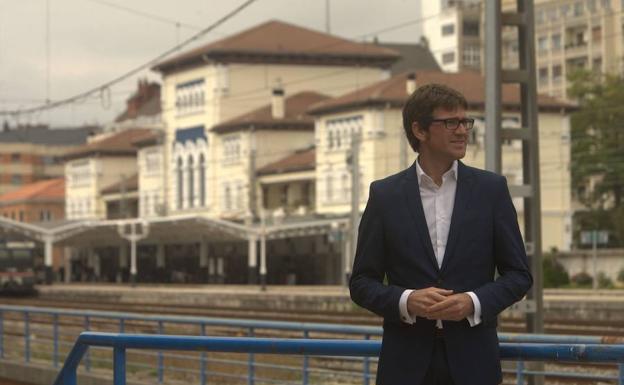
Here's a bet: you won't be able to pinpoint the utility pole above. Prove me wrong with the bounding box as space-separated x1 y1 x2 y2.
347 131 361 283
486 1 543 384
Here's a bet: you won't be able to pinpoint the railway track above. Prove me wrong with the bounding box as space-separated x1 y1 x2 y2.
1 296 623 338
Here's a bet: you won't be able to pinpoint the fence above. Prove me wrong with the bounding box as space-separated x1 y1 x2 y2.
0 305 622 384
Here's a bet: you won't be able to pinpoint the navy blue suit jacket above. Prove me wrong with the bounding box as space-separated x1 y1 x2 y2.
350 161 533 385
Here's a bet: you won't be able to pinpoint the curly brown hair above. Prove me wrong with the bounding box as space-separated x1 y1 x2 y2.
402 83 468 152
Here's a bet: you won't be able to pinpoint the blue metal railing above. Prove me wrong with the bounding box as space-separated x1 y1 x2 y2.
53 332 624 385
0 305 623 384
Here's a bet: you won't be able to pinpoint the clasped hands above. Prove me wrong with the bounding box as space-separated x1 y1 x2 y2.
407 287 474 321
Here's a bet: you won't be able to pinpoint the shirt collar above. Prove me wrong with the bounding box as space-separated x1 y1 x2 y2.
416 158 458 184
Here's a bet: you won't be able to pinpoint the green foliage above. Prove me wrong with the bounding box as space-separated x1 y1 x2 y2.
542 253 569 288
568 70 624 246
617 268 624 283
597 272 614 289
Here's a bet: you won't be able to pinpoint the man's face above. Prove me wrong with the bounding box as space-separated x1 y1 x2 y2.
412 107 469 161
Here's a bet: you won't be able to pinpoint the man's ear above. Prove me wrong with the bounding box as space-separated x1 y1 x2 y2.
412 121 427 142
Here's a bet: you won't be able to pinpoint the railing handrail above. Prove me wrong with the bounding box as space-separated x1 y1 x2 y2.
2 304 622 345
54 332 624 385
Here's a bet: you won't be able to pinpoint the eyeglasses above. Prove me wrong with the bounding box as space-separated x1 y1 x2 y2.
425 117 475 131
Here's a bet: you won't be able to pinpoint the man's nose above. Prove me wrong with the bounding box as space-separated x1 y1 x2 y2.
455 121 468 134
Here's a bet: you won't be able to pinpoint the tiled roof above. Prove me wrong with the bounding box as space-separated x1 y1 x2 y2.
0 178 64 204
212 92 329 134
0 125 94 145
257 147 315 175
64 128 155 160
153 20 399 72
101 173 139 195
308 70 577 115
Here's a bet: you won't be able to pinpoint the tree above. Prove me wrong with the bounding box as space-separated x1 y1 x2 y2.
568 70 624 246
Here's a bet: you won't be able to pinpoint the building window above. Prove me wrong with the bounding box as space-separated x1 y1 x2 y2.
538 36 548 52
11 153 20 162
552 34 562 50
224 184 232 211
223 135 241 163
547 7 558 21
326 175 333 202
18 211 24 222
188 156 194 208
177 157 183 209
592 26 602 42
175 79 205 115
587 0 597 13
539 67 549 84
462 45 481 67
462 20 479 36
441 23 455 36
574 1 584 16
341 173 349 202
442 52 455 64
70 160 91 187
552 65 563 83
237 182 244 210
199 154 206 207
326 116 363 151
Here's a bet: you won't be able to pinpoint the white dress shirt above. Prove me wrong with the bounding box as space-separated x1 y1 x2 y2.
399 159 482 327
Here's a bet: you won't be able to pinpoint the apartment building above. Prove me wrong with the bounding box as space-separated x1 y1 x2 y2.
422 0 622 100
0 125 92 195
420 0 483 72
526 0 622 99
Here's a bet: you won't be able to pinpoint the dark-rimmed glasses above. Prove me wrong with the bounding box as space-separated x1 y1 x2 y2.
424 117 475 131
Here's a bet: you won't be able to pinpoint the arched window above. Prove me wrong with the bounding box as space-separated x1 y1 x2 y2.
177 157 183 209
199 154 206 207
224 185 232 211
188 155 195 208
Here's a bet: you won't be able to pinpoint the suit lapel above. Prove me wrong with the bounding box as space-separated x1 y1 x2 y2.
403 162 439 272
440 161 475 273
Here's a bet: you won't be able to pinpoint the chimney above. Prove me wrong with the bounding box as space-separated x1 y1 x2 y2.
271 88 285 119
406 73 417 95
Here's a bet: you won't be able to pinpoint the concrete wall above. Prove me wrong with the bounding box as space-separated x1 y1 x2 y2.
556 248 624 282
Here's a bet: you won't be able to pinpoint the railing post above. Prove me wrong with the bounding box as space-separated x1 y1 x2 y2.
24 311 30 363
53 314 59 368
618 363 623 385
303 330 309 385
0 310 3 359
157 321 164 384
363 334 370 385
119 318 125 333
200 323 207 385
248 327 255 385
113 346 126 385
516 360 525 385
84 316 91 372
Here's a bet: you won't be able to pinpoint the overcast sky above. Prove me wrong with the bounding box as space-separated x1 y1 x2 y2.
0 0 422 128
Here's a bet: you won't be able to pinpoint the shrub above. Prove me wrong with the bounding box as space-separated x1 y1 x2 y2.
597 272 614 289
542 256 570 288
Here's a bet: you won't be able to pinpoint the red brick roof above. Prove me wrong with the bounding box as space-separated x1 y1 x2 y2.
64 128 155 160
308 70 577 115
101 174 139 195
153 20 399 72
257 147 315 175
0 178 64 204
213 91 329 134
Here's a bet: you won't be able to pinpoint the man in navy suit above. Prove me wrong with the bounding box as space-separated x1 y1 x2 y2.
350 84 533 385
